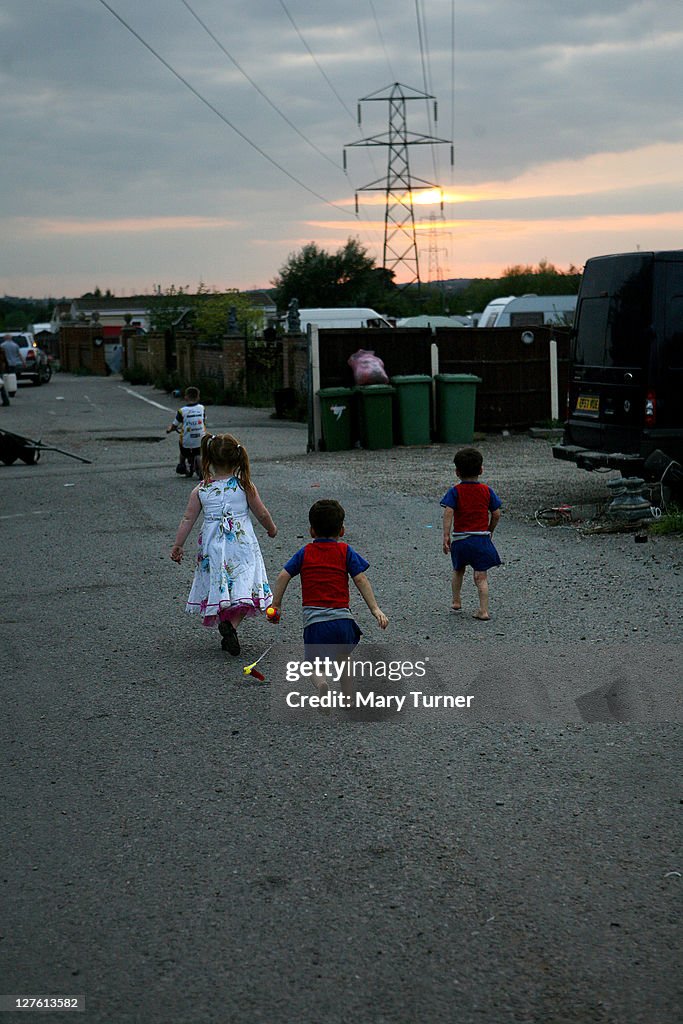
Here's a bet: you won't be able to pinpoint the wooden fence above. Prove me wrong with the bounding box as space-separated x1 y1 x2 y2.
59 324 108 375
60 320 570 429
316 325 570 430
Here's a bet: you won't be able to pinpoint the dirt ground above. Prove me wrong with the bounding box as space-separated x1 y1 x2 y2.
311 431 622 522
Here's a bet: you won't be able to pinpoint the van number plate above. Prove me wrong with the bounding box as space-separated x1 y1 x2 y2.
576 395 599 413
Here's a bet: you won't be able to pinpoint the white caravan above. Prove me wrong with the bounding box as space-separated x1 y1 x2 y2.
478 294 577 328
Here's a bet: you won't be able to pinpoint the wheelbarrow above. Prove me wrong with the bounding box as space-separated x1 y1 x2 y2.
0 428 92 466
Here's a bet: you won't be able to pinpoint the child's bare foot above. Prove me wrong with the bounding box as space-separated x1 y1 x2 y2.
473 612 490 621
314 677 331 715
451 602 462 611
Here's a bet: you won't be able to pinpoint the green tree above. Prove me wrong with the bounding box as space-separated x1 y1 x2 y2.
148 285 192 332
450 261 581 316
500 258 581 295
194 288 262 343
272 237 395 310
149 284 264 341
0 297 53 331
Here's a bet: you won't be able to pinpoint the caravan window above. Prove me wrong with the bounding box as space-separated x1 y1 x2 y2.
510 311 544 327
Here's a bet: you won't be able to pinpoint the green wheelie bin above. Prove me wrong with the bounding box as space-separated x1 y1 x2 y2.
435 373 482 444
354 384 395 450
317 387 354 451
391 375 432 445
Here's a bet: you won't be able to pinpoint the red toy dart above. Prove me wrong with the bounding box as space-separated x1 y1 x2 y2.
242 645 272 682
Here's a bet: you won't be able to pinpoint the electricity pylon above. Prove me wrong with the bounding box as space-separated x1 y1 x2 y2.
344 82 452 291
424 211 449 286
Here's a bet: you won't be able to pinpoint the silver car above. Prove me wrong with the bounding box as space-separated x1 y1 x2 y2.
4 332 53 385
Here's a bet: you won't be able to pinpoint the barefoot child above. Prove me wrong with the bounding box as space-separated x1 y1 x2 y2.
268 500 388 692
170 433 277 654
441 447 502 621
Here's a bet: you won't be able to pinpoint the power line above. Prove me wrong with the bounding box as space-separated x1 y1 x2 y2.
450 0 456 165
415 0 431 96
273 0 385 248
369 0 395 82
273 0 387 250
95 0 353 216
277 0 355 120
414 0 440 185
448 0 456 278
180 0 384 253
179 0 342 171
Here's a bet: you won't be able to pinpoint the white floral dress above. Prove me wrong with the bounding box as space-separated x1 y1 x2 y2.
186 476 272 626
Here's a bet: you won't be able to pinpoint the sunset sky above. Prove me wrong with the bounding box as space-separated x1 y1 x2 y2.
1 0 682 298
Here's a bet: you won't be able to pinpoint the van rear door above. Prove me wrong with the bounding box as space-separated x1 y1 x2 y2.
567 253 652 453
654 254 683 441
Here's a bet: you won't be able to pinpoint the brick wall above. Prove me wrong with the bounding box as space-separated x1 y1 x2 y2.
221 337 247 396
125 333 166 378
282 336 308 395
173 335 247 397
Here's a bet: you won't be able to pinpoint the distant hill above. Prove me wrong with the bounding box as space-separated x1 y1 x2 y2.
438 279 473 292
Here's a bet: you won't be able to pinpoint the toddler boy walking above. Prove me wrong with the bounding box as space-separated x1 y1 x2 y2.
441 447 502 620
269 499 388 659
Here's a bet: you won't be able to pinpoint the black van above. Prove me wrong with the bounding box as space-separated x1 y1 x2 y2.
553 249 683 477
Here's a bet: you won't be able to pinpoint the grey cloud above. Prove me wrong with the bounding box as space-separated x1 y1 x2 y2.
1 0 682 293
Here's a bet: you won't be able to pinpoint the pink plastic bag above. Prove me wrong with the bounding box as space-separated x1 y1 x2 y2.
347 349 389 385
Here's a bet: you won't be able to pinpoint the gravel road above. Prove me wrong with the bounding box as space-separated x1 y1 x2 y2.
1 375 681 1024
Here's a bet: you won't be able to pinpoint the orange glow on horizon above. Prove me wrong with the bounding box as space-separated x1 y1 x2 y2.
340 141 683 209
309 211 683 235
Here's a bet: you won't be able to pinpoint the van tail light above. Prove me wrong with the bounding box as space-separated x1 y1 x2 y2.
644 390 656 427
26 350 36 361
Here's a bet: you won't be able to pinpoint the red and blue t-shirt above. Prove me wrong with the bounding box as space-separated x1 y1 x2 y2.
284 539 369 609
440 481 502 538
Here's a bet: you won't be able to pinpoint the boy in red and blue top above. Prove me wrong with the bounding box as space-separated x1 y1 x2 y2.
269 499 388 654
441 447 502 621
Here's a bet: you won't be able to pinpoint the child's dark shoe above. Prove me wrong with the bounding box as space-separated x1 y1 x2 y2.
219 621 240 655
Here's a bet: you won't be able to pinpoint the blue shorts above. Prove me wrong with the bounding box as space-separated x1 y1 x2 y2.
303 618 362 659
450 535 501 572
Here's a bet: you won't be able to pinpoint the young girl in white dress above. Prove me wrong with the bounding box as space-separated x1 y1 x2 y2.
170 433 277 654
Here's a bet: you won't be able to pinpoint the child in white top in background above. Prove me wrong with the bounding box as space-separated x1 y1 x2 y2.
166 386 206 478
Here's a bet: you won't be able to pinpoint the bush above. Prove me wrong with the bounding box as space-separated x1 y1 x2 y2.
122 364 152 385
153 370 183 394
